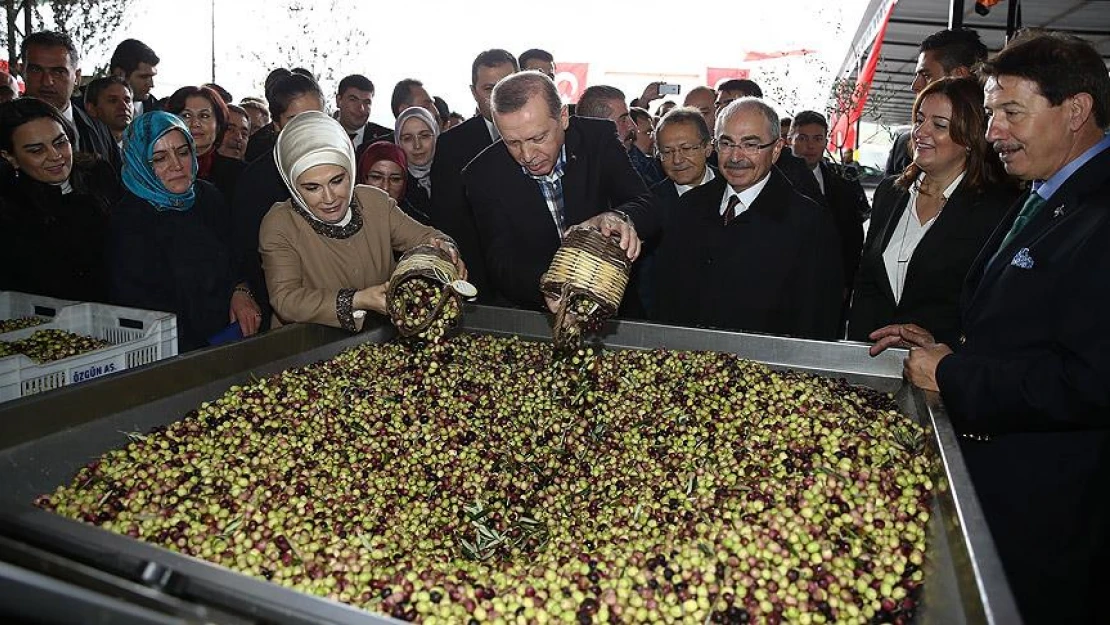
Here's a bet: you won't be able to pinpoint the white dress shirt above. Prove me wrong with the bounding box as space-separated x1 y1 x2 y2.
484 117 500 142
719 171 773 218
883 172 965 302
59 102 82 151
674 167 715 197
811 163 826 196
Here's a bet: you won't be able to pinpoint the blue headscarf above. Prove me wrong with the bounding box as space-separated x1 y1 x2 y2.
121 111 198 211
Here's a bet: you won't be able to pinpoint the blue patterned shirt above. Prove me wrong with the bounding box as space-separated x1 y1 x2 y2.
524 146 569 237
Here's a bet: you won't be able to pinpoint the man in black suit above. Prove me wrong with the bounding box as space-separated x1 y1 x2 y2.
334 74 392 154
636 107 717 316
428 49 518 303
465 72 657 310
109 39 161 117
884 28 987 176
788 110 867 291
872 32 1110 624
653 98 843 339
21 31 121 175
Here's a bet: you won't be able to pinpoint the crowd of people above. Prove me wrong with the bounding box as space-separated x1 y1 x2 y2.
0 24 1108 625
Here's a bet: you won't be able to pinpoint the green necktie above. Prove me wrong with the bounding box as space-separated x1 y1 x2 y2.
997 191 1048 252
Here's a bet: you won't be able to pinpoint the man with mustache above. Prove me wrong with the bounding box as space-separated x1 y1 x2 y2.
22 31 120 175
464 72 658 311
652 97 842 339
870 31 1110 624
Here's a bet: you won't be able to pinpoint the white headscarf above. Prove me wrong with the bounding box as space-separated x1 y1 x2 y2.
394 106 439 196
275 110 357 225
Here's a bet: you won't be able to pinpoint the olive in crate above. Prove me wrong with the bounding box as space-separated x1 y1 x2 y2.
11 329 112 363
0 316 48 334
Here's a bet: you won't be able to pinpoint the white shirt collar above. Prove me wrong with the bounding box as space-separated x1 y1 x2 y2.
811 163 825 195
484 117 500 142
909 170 966 204
719 171 772 216
60 102 74 123
351 124 366 146
674 167 715 197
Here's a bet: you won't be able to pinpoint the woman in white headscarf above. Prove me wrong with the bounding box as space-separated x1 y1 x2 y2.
259 111 463 332
394 106 439 224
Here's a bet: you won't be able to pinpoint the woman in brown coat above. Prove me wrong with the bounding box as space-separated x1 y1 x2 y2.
260 111 463 331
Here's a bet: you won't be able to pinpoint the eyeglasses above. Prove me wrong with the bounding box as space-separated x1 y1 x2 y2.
715 138 777 154
366 172 405 185
658 143 707 160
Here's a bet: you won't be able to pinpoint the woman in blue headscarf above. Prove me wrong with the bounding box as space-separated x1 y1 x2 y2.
109 112 261 352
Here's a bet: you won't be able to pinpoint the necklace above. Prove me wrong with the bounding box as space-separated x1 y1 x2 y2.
892 184 950 301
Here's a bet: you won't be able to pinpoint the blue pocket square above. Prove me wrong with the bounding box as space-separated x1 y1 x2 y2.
1011 247 1034 269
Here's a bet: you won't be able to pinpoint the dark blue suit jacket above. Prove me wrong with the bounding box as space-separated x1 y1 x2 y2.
936 143 1110 624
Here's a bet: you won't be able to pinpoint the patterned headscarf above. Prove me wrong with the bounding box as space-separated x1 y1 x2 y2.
275 110 357 224
121 111 197 211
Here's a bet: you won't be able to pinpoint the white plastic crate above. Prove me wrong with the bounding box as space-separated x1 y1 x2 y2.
0 302 178 402
0 291 80 339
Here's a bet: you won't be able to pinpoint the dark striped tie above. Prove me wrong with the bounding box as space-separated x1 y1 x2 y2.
723 195 741 226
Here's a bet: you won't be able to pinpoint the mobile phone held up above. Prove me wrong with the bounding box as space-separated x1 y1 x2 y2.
659 83 681 96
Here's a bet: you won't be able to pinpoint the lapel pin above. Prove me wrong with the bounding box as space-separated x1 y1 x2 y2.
1011 247 1035 269
1053 205 1065 218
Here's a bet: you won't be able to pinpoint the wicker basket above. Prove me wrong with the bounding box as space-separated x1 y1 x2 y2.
540 226 631 348
386 245 473 337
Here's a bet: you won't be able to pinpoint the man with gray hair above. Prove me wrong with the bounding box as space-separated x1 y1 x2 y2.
464 71 659 312
653 97 842 339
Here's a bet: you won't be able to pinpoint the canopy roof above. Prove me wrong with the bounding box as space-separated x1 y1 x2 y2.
840 0 1110 126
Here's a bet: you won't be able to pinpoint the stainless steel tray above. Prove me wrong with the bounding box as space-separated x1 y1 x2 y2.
0 306 1022 624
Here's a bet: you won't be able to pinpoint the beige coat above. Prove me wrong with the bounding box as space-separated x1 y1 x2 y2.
260 185 440 331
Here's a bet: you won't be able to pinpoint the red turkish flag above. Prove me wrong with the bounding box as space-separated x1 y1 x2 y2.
554 63 589 104
706 67 751 90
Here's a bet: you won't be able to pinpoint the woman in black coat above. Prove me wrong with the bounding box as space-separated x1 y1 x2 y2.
110 112 261 352
163 86 244 202
848 77 1020 346
0 98 120 302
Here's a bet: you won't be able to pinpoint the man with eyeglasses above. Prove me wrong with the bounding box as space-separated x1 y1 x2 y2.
653 98 842 340
21 31 121 175
634 107 717 316
789 110 867 294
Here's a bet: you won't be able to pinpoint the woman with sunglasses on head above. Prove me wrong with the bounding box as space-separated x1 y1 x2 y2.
0 98 120 301
109 112 261 352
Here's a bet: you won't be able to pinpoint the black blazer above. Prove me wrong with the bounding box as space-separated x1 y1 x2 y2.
244 123 278 163
884 130 912 176
464 116 659 309
403 173 433 225
0 158 119 303
205 154 246 204
110 181 237 352
847 175 1014 345
230 152 289 328
935 144 1110 624
69 98 122 176
429 115 494 302
652 172 843 340
353 122 395 158
818 161 868 289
